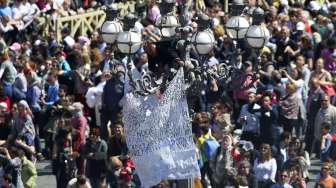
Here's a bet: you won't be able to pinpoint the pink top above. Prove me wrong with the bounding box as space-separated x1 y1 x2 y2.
71 115 88 152
147 5 160 23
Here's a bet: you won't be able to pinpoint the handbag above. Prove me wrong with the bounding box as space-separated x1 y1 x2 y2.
320 84 336 96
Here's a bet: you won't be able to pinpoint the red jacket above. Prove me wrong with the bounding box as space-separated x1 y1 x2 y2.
71 115 88 152
0 97 10 112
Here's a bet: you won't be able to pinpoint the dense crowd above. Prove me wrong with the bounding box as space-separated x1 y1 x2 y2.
3 0 336 188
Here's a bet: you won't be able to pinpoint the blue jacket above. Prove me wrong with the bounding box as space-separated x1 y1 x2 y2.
58 60 71 76
45 83 59 106
26 85 41 113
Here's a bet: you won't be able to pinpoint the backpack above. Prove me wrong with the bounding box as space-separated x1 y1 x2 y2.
204 137 220 161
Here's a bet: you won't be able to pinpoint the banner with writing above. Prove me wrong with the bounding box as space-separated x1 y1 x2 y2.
122 68 200 188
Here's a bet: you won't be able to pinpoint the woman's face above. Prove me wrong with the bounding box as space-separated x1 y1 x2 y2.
18 105 25 114
294 139 301 149
260 144 270 155
291 69 299 79
211 103 223 117
222 136 231 147
316 60 324 70
262 96 271 108
114 124 123 136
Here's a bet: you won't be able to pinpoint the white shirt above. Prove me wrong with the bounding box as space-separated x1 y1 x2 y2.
253 158 277 182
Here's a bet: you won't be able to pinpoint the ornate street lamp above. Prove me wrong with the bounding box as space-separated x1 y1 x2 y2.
225 0 250 41
156 0 179 38
245 7 270 49
191 14 215 56
116 14 142 54
101 5 123 44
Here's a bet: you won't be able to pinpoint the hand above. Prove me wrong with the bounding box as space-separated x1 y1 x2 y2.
281 70 288 77
176 60 185 67
239 116 247 124
265 104 272 110
72 151 79 158
15 139 23 145
87 152 94 158
0 147 7 153
58 70 64 75
326 134 333 140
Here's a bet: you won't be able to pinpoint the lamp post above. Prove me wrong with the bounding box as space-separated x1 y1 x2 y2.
190 14 216 95
245 7 270 70
115 14 143 93
225 0 250 68
156 0 179 38
101 5 123 44
245 7 269 49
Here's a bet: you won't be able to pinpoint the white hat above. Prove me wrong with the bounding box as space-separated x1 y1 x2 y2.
208 57 219 66
296 22 305 31
0 102 7 110
64 36 75 47
18 100 29 109
69 102 84 111
309 1 321 11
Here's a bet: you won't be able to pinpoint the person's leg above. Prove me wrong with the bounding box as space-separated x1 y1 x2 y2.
2 83 13 100
305 119 315 154
100 111 110 141
76 157 85 175
89 177 98 188
33 112 43 159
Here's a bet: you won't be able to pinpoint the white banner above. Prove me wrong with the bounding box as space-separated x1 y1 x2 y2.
122 68 200 188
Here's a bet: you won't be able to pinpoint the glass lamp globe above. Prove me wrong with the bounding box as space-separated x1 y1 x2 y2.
116 31 142 54
245 25 270 49
101 21 123 44
191 29 215 55
225 16 250 40
156 14 179 38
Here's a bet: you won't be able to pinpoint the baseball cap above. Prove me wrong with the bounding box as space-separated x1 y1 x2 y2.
296 22 305 31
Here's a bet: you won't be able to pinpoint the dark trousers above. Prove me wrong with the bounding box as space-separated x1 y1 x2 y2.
33 112 42 154
241 131 260 148
200 161 212 188
100 110 119 140
279 116 299 135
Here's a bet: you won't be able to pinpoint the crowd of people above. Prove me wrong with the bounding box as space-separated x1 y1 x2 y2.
2 0 336 187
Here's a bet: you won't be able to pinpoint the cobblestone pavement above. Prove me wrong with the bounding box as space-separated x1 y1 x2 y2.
36 159 322 188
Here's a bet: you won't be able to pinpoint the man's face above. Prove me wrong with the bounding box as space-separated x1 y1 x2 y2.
262 96 271 107
322 96 330 108
279 172 289 185
47 74 55 83
104 49 111 59
139 53 148 64
296 56 305 67
248 93 256 103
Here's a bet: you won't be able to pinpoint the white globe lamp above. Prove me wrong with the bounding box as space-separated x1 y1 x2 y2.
225 16 250 40
191 30 215 55
116 31 142 54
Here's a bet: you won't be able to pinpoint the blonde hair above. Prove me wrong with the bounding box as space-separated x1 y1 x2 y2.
90 48 102 64
213 25 225 38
